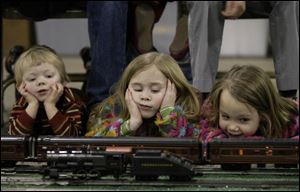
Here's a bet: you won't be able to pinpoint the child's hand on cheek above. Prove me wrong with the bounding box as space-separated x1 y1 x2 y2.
125 88 142 131
18 82 38 105
44 83 64 106
161 79 177 109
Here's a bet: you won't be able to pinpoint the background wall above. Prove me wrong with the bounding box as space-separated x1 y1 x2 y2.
35 18 89 55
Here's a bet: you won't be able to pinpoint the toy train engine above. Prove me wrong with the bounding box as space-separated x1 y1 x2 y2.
35 136 201 180
43 150 126 179
35 136 201 163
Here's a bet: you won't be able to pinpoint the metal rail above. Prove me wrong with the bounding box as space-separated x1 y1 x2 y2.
2 167 299 190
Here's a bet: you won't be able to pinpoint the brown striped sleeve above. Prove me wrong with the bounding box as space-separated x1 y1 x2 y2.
49 102 83 136
8 97 34 135
49 88 85 136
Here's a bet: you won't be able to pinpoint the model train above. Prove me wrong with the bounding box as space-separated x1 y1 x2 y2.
1 136 299 180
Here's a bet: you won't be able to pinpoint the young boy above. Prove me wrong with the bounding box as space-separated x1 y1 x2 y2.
8 45 86 136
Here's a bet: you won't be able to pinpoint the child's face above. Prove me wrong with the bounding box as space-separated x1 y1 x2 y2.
22 63 61 102
128 65 167 118
219 89 260 137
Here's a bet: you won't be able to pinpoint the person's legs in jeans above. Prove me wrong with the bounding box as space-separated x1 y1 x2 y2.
86 1 128 112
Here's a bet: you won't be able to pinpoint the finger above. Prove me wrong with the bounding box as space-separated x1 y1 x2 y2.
18 87 25 95
54 84 58 92
57 83 64 96
18 83 27 95
48 84 56 96
125 89 130 102
221 9 236 18
53 84 59 94
221 2 232 16
171 81 177 97
126 89 137 115
126 89 135 109
17 83 24 92
169 80 176 97
125 89 129 99
166 79 171 94
128 89 135 103
221 3 244 19
169 82 176 105
221 2 238 17
21 82 26 89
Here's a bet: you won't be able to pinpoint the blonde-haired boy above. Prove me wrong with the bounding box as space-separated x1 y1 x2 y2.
9 45 85 136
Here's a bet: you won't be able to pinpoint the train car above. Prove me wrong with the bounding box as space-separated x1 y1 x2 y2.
1 135 31 166
132 149 195 181
206 138 299 170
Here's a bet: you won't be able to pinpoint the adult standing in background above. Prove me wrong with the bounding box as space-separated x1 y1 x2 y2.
187 1 299 99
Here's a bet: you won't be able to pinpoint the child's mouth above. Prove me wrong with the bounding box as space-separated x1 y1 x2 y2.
38 89 48 96
139 104 152 111
226 132 243 138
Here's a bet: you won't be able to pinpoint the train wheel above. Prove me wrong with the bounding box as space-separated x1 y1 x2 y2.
135 175 158 181
257 163 266 168
2 160 17 167
88 169 101 179
49 168 59 179
275 164 298 168
221 163 251 171
169 175 192 181
113 171 121 179
76 169 87 180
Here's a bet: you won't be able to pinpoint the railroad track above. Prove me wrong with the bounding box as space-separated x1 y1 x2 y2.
194 166 299 176
2 166 299 190
1 175 299 189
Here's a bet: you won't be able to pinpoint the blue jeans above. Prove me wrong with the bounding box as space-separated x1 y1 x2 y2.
86 1 128 111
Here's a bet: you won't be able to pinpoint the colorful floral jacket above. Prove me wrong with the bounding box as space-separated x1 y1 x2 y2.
85 100 201 138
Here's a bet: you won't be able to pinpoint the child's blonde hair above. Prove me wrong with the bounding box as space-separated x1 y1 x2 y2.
207 65 298 138
89 52 201 127
14 45 70 87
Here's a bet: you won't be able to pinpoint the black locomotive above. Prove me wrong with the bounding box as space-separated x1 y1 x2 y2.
1 136 299 180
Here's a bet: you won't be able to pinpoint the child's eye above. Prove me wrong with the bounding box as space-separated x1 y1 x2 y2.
133 89 142 92
221 115 229 120
27 78 35 82
152 90 160 93
46 75 53 78
239 118 249 123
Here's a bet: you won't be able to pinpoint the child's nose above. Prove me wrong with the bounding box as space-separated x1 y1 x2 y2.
227 123 239 132
38 82 45 86
141 91 151 101
37 78 46 86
